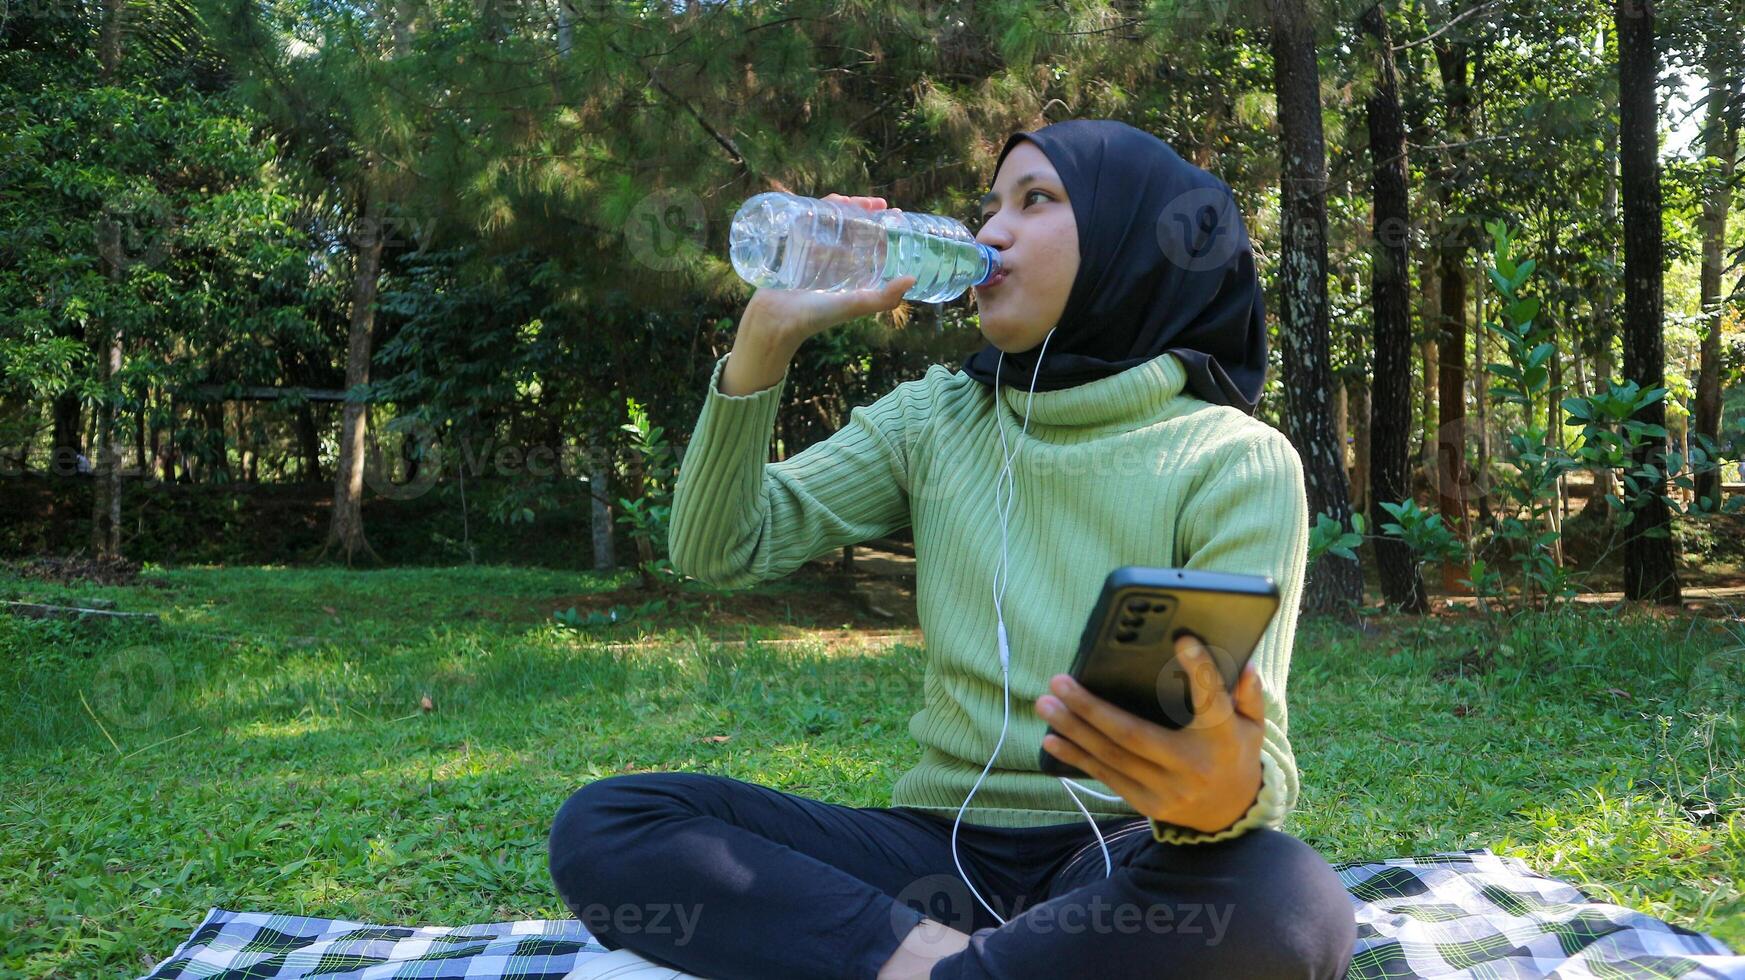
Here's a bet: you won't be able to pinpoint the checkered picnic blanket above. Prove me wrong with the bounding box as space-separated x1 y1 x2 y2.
1336 849 1742 979
137 849 1742 979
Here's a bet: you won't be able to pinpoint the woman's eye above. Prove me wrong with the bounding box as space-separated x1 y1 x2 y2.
977 189 1051 226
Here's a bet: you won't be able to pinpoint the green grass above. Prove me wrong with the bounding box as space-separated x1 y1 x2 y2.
1 565 1741 977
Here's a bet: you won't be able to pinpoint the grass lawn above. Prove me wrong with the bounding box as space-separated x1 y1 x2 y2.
1 563 1741 977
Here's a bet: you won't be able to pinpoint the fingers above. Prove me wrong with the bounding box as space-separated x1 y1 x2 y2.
822 193 890 212
1175 632 1238 731
863 275 915 309
833 276 912 321
1040 730 1155 805
1037 676 1175 775
1235 661 1266 723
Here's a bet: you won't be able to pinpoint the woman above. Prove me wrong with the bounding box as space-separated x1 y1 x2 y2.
547 119 1357 980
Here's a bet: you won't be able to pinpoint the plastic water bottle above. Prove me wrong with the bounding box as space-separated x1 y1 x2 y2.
729 192 1001 304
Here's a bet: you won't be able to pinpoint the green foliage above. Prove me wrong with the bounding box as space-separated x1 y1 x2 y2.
1564 392 1744 521
0 50 337 478
1474 220 1576 607
1377 499 1466 565
1 0 1738 602
1474 221 1737 608
616 397 681 588
1360 220 1743 610
1308 510 1365 564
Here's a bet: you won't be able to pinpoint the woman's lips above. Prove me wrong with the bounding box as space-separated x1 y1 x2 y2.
979 269 1009 290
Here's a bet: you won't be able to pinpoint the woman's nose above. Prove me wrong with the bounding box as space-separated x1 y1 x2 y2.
975 220 1011 250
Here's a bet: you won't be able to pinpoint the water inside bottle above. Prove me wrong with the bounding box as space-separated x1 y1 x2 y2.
881 220 994 304
730 193 996 304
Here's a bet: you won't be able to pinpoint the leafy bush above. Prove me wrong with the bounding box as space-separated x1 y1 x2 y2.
616 397 682 589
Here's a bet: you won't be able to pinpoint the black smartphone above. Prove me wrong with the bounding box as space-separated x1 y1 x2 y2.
1038 566 1280 779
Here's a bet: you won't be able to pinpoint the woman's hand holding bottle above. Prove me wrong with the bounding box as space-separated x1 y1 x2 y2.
722 194 916 397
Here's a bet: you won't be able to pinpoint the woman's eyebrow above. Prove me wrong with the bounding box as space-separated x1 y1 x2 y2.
979 173 1052 210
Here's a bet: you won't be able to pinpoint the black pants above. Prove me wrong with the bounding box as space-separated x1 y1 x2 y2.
548 771 1356 980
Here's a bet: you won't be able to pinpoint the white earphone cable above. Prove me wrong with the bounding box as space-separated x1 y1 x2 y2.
949 325 1116 930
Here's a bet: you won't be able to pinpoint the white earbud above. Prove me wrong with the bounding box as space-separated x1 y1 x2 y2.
949 326 1115 931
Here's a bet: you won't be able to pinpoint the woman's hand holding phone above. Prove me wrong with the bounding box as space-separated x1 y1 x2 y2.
1034 632 1267 835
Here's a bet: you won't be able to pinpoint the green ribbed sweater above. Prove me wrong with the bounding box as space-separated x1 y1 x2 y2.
668 347 1309 846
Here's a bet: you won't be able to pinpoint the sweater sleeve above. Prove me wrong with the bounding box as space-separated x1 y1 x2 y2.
667 351 924 590
1149 430 1309 846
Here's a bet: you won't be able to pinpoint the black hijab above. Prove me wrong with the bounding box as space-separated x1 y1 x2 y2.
959 119 1269 415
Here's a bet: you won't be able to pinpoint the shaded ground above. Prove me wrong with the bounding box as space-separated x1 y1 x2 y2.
534 544 922 637
1438 584 1745 620
3 555 147 587
0 474 599 569
8 473 1743 591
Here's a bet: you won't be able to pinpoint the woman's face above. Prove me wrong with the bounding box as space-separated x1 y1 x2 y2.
971 140 1080 354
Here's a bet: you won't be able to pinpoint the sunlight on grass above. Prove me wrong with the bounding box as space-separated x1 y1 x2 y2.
233 716 345 739
1 564 1740 975
1494 782 1745 947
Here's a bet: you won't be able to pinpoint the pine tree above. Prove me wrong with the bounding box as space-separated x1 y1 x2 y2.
1269 0 1365 615
1362 0 1428 613
1615 0 1681 604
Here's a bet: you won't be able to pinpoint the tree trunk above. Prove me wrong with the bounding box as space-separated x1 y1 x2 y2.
162 398 176 482
1695 43 1738 510
324 196 387 565
1402 12 1437 497
134 395 147 480
52 392 81 476
1270 0 1363 615
1352 381 1372 514
148 397 162 484
1420 335 1437 483
1572 350 1588 510
1472 254 1491 528
1546 268 1567 564
87 0 125 557
1680 409 1690 504
243 402 260 482
557 0 574 57
1436 258 1468 572
1615 0 1681 604
234 402 246 482
1595 26 1622 514
89 217 124 557
1362 1 1427 613
590 458 616 572
1333 383 1348 473
558 0 616 574
1432 17 1474 592
296 403 322 482
1553 294 1569 522
97 0 121 75
174 400 191 483
200 403 226 482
